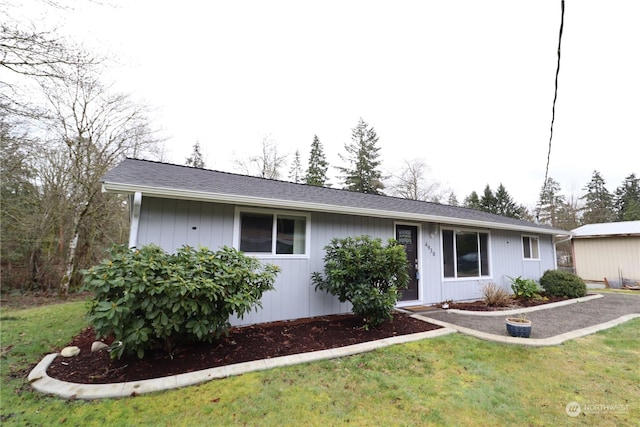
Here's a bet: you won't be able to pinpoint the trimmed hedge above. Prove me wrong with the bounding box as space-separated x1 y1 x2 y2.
539 269 586 299
82 244 279 359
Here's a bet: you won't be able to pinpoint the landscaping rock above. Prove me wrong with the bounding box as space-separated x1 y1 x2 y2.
60 346 80 357
91 341 108 352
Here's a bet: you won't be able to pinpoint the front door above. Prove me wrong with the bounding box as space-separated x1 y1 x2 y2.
396 224 419 301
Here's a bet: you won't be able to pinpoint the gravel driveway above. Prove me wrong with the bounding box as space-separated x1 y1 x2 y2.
418 293 640 339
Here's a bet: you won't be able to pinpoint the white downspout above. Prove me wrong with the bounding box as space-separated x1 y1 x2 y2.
553 233 573 270
128 192 142 248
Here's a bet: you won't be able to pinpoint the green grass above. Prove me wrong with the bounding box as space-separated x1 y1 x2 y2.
1 300 639 426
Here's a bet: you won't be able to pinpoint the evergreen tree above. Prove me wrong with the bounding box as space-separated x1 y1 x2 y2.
304 135 329 186
479 185 498 214
447 192 459 207
464 184 524 219
338 118 385 194
463 191 481 210
185 142 205 168
288 150 304 183
494 183 524 218
536 177 566 226
580 170 614 224
614 173 640 221
556 192 581 230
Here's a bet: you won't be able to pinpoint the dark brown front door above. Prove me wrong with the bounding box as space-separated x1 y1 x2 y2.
396 224 419 301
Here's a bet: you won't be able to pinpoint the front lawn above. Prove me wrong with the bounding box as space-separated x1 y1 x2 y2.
1 300 638 426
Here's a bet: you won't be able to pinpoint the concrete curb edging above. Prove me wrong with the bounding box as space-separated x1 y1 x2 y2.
444 293 603 317
415 313 640 347
28 326 457 400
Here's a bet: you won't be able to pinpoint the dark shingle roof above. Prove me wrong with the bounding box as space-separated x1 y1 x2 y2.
102 158 567 235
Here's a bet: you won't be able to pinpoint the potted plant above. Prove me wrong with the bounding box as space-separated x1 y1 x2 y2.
505 314 532 338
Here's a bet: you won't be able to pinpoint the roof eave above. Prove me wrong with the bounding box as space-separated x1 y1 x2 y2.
102 181 568 236
574 233 640 238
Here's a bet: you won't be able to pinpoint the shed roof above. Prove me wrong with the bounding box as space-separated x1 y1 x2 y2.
102 158 568 235
572 221 640 238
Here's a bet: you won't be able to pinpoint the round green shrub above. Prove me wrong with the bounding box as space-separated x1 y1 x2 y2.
539 269 586 299
82 244 279 359
311 235 409 328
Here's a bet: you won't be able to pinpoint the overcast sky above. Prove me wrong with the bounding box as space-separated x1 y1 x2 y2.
12 0 640 208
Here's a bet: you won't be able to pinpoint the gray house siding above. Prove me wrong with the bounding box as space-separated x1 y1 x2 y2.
103 160 571 327
137 198 401 326
137 197 235 252
134 196 557 325
431 228 556 304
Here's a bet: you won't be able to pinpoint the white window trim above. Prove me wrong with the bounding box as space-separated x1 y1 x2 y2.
522 234 540 261
233 207 311 258
441 227 493 281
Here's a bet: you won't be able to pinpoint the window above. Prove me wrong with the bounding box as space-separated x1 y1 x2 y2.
522 235 540 260
442 229 490 278
239 211 307 255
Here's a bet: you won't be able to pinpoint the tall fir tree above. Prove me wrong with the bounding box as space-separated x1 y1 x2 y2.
185 142 205 168
447 192 459 207
304 135 329 186
614 173 640 221
479 185 498 214
338 118 385 194
288 149 304 183
556 192 582 230
536 177 566 226
494 183 525 219
463 191 481 210
465 184 524 219
581 170 614 224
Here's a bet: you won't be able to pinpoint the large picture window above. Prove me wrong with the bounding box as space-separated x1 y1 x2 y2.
442 229 490 278
522 235 540 260
239 211 307 255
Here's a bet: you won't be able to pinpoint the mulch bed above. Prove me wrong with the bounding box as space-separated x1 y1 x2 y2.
46 313 441 385
441 295 570 311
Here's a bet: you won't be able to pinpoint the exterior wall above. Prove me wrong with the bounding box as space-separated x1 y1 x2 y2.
137 198 397 326
137 196 235 252
573 237 640 284
136 196 558 325
429 227 556 304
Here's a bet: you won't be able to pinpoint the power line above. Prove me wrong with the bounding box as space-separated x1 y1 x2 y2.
538 0 565 221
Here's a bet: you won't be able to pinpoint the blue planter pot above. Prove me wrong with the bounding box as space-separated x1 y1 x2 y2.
506 318 532 338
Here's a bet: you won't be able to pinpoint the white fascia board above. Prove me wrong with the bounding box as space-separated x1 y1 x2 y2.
102 182 568 236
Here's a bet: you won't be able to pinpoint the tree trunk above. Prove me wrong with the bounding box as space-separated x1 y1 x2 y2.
29 246 42 291
60 230 78 296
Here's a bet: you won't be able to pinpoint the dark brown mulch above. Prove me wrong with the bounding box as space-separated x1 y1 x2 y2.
46 313 441 385
441 295 570 311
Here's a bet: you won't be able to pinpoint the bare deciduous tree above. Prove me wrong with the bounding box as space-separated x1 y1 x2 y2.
39 65 160 294
235 135 287 180
1 21 97 117
1 3 161 294
389 158 446 202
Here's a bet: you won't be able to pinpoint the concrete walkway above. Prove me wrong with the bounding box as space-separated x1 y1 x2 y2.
28 292 639 400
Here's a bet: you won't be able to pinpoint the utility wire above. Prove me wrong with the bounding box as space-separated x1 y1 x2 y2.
538 0 565 221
